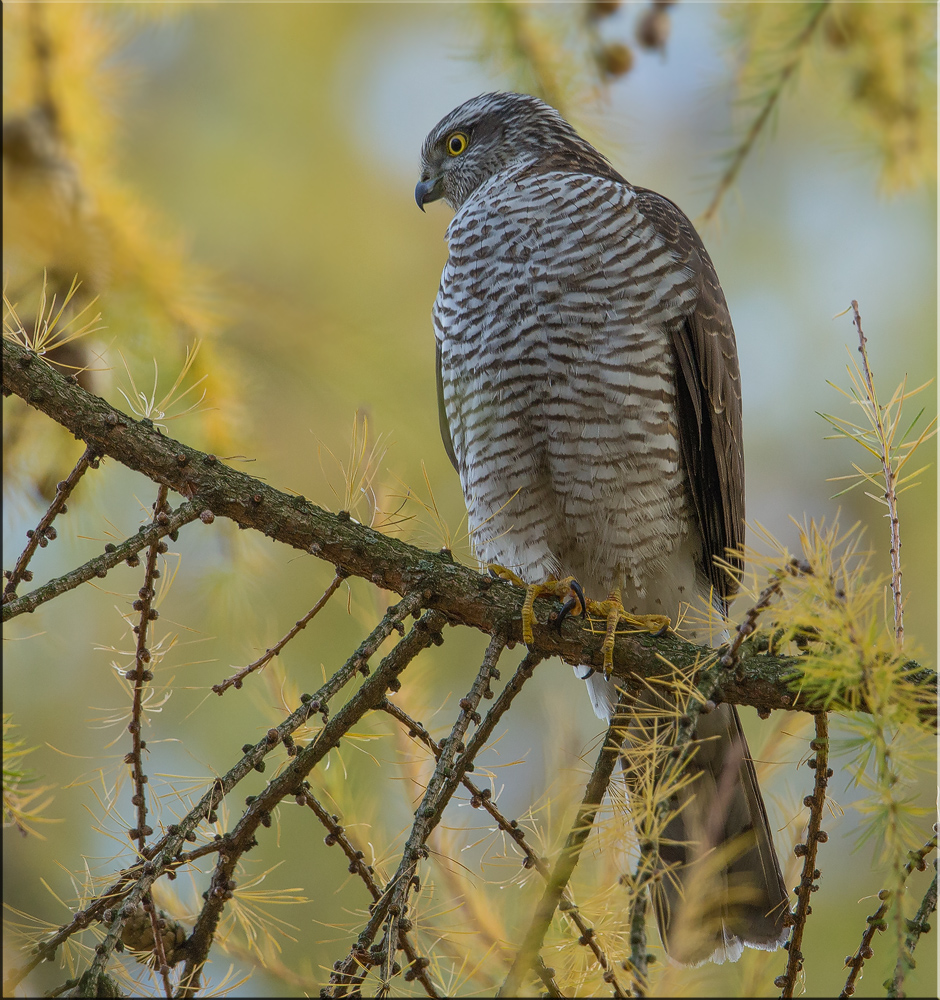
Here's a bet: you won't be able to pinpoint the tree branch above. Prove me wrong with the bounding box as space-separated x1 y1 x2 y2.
497 707 628 998
176 609 448 996
3 337 936 727
380 698 624 988
777 712 830 998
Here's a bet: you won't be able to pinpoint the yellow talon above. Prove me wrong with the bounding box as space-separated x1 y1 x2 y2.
586 588 671 678
487 566 584 647
486 570 667 666
486 563 527 587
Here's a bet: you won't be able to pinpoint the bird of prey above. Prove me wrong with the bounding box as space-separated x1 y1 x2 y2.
416 92 788 965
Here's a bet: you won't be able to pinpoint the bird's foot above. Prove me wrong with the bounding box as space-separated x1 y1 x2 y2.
585 588 671 679
486 565 585 646
486 564 527 587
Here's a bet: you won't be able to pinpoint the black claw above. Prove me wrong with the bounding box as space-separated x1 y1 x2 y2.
555 597 578 628
555 579 586 629
555 581 586 629
569 579 586 616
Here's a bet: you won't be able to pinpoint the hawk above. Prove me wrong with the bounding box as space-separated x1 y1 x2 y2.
416 92 788 965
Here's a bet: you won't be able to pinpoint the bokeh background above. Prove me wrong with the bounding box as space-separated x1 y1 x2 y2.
3 3 936 997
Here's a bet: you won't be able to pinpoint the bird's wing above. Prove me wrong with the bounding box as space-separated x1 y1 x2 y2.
634 187 745 604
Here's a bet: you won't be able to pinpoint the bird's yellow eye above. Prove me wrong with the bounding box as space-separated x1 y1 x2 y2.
446 132 469 156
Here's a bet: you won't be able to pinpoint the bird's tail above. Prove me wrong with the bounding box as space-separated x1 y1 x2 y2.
577 657 790 965
620 697 789 964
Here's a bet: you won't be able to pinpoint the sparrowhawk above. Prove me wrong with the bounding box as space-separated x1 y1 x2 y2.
416 92 789 965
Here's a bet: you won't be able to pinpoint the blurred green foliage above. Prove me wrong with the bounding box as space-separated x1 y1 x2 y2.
3 3 936 997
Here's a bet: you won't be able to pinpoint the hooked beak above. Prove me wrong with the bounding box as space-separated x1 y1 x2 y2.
415 174 444 212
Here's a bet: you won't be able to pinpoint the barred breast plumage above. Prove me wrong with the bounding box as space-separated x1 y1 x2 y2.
416 92 789 968
435 162 699 624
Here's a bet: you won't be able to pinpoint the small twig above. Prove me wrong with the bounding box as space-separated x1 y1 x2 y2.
841 891 892 998
851 299 904 648
701 1 828 223
302 590 425 710
128 484 169 858
2 445 96 603
300 789 440 999
721 558 813 669
534 955 565 998
377 621 503 991
326 644 547 997
380 700 625 992
454 649 545 770
840 833 938 997
626 871 649 998
55 489 176 993
2 501 203 620
497 705 628 998
833 306 920 987
212 569 349 694
144 891 174 998
777 712 830 998
177 609 447 998
887 867 938 998
331 633 507 998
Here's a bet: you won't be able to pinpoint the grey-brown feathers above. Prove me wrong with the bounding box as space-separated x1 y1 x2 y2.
417 92 787 966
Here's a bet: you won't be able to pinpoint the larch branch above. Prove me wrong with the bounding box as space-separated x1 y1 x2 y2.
4 338 932 725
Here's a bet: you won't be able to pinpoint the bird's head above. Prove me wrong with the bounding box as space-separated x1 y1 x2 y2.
415 92 609 212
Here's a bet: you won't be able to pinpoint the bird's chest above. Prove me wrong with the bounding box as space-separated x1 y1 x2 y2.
434 197 696 590
443 314 676 455
435 185 689 483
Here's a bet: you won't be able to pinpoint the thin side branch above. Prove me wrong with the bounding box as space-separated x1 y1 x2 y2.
3 500 203 618
379 634 507 995
497 708 628 998
380 700 625 991
721 559 812 669
887 868 938 998
626 867 650 998
701 1 828 223
851 299 905 646
128 484 170 859
840 833 938 998
301 789 440 999
3 444 96 602
145 891 174 999
778 712 830 998
534 956 565 999
212 569 349 694
325 637 544 997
